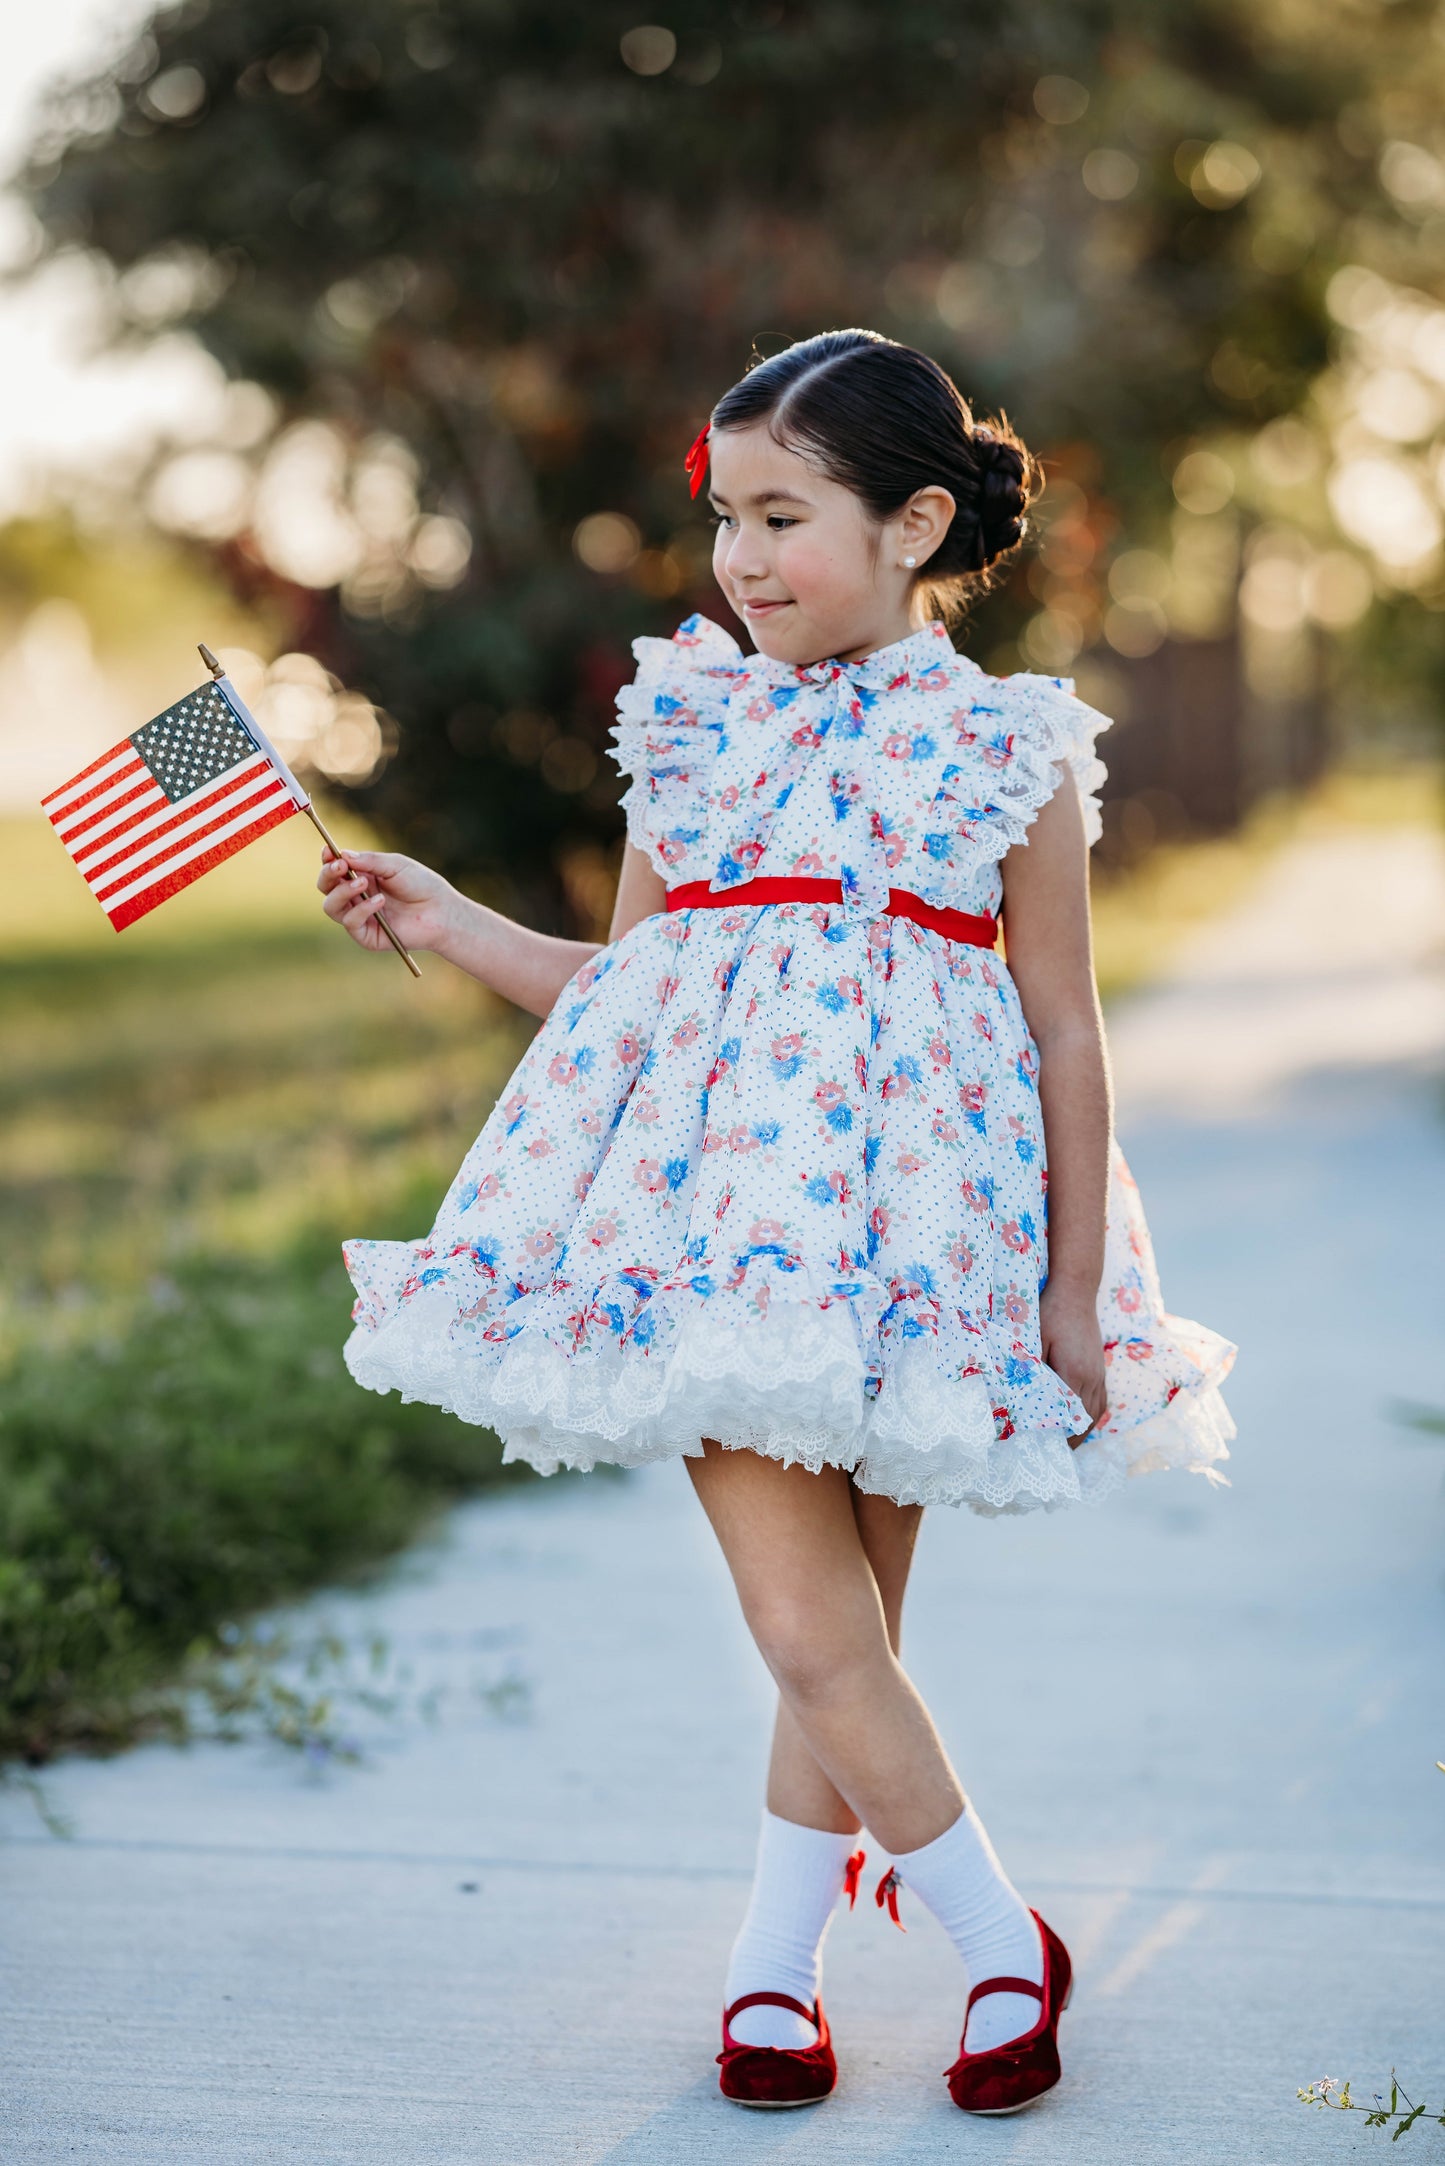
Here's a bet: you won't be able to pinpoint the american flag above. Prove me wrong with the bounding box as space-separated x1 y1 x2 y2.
42 676 308 931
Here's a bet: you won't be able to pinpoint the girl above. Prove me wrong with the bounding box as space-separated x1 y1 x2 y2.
320 330 1235 2116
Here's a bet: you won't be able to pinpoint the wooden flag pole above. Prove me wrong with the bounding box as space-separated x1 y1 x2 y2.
198 644 421 979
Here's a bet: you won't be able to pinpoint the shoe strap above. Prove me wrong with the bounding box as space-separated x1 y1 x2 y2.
965 1974 1044 2016
723 1990 818 2027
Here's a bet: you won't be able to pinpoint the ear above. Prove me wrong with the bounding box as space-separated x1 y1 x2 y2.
896 486 956 568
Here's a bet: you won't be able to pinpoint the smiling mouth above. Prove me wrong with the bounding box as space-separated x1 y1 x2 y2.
741 597 793 614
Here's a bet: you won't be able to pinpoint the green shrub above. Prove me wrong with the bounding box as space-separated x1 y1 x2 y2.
0 1243 526 1763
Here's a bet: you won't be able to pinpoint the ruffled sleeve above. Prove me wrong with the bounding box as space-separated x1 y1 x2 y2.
609 613 744 881
999 671 1112 849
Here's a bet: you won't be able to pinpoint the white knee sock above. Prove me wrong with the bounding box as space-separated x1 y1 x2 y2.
893 1802 1044 2052
724 1810 860 2049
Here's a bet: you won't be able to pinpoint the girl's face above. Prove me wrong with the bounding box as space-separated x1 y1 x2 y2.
708 424 954 667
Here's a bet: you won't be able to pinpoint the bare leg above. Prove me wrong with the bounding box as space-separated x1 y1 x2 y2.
764 1485 923 1834
687 1442 962 1855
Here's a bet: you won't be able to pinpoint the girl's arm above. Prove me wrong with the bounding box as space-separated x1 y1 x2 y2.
317 841 667 1020
1000 772 1112 1436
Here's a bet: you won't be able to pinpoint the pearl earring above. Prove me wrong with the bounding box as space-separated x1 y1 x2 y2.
903 555 916 568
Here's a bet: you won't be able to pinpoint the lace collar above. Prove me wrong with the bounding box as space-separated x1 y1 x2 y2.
740 617 965 692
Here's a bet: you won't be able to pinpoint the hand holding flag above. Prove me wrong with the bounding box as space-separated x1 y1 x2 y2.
42 646 419 975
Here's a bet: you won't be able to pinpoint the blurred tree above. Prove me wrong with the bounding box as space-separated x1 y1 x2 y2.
19 0 1444 921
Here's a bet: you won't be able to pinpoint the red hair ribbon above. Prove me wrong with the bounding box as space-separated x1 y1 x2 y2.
843 1848 867 1909
875 1866 906 1931
684 422 711 499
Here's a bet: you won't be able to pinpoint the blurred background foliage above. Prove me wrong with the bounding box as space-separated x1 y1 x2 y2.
15 0 1445 924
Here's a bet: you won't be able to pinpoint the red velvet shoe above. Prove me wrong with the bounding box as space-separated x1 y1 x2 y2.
944 1911 1073 2116
717 1993 836 2109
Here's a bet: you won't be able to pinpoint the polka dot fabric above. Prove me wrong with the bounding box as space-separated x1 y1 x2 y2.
343 617 1235 1513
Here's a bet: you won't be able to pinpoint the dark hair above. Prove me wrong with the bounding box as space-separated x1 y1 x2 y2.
709 329 1043 622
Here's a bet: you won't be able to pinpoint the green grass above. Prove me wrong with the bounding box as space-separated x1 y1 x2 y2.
1 806 534 1760
1 758 1436 1763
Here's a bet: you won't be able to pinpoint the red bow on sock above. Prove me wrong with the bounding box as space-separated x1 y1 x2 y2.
875 1866 906 1931
843 1848 867 1909
684 423 711 499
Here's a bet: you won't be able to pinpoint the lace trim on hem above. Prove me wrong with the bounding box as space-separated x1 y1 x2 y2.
343 1300 1233 1518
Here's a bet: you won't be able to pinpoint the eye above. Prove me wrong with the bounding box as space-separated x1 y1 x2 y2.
767 515 798 530
709 512 736 530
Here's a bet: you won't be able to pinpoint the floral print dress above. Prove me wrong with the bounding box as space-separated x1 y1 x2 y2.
343 614 1235 1514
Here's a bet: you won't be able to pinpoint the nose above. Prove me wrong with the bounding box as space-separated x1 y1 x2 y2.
723 524 767 585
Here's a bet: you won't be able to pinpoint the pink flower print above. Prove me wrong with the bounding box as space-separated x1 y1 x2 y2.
527 1136 554 1159
658 834 689 868
524 1227 556 1261
915 664 950 691
671 1018 699 1049
1003 1287 1028 1325
1114 1281 1143 1314
854 1050 869 1091
616 1032 641 1065
993 1405 1016 1440
503 1092 527 1123
547 1053 579 1085
792 850 825 874
814 1080 847 1115
948 1239 975 1278
729 1125 758 1153
476 1173 501 1201
702 1131 725 1154
745 696 776 724
881 1069 911 1101
718 782 741 812
576 1108 603 1135
749 1217 785 1243
882 732 913 761
960 1082 986 1115
1125 1338 1155 1361
869 1204 891 1243
656 974 681 1002
979 732 1016 770
980 959 999 991
959 1180 990 1215
634 1158 668 1194
632 1098 660 1124
928 1034 952 1069
573 1170 594 1201
715 1184 735 1222
971 1012 993 1041
931 1116 958 1143
1000 1219 1031 1254
896 1150 925 1175
588 1216 618 1248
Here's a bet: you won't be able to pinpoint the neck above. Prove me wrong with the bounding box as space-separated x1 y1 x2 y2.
832 602 925 666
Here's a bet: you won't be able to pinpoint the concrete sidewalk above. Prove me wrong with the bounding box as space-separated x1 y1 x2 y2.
4 825 1444 2164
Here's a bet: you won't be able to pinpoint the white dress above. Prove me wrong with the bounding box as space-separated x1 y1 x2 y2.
343 614 1235 1514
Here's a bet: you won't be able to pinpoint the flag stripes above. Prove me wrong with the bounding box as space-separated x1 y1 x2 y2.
42 679 304 930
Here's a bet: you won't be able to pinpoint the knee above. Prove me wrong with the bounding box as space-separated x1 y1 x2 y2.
747 1594 872 1709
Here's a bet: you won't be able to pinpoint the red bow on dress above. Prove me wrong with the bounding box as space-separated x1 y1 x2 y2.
684 423 711 499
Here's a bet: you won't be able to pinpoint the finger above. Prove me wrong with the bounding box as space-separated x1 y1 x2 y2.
317 858 353 894
323 867 371 914
329 847 394 876
340 891 387 936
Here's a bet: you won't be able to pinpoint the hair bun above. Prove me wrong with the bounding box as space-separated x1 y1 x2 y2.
973 430 1026 563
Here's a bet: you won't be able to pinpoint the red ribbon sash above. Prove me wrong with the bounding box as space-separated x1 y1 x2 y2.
663 876 998 950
